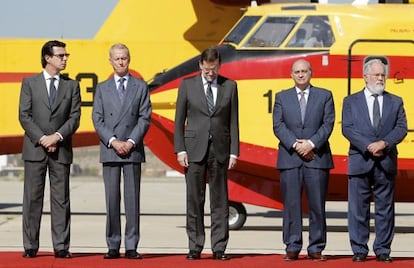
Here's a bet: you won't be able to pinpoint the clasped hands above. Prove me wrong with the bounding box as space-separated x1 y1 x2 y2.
295 139 314 161
367 140 387 157
111 139 134 156
39 133 61 153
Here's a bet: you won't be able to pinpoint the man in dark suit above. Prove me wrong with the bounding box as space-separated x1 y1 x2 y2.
92 43 151 260
342 58 407 263
174 47 239 261
273 59 334 261
18 40 81 258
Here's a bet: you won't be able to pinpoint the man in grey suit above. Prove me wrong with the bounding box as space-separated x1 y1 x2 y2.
92 43 151 260
18 40 81 258
273 59 334 261
174 47 239 261
342 58 407 263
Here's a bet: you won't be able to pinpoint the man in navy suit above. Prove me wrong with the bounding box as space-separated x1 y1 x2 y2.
273 59 334 261
92 43 152 260
174 47 239 261
342 58 407 263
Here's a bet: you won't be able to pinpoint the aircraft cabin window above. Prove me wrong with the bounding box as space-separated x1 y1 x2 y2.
223 16 261 45
243 16 300 48
287 15 335 48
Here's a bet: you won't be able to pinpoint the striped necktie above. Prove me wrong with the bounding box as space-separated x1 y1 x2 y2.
206 82 214 114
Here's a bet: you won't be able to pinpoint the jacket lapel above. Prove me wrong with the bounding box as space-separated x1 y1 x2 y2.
34 73 50 109
196 76 210 115
287 87 302 124
52 77 66 112
355 90 373 129
214 76 227 116
118 78 138 119
380 92 392 131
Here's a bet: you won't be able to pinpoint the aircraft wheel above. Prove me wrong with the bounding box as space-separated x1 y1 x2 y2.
228 201 247 230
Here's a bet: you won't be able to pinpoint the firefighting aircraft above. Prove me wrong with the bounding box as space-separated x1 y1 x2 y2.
1 0 413 229
147 0 414 228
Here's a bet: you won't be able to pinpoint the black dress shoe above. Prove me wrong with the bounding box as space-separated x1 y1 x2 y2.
125 250 142 259
308 252 327 261
186 250 201 260
104 249 120 259
22 249 37 258
376 254 392 262
352 253 367 262
54 250 71 258
213 251 230 261
284 251 299 261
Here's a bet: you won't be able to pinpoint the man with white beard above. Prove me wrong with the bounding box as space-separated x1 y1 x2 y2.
341 58 407 263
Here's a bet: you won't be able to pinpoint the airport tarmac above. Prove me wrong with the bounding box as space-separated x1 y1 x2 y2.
1 176 413 257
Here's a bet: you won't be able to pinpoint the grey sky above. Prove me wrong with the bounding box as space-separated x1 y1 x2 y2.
0 0 118 39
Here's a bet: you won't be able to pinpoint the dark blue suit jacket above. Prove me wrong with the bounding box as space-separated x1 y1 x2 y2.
342 90 407 175
273 86 334 170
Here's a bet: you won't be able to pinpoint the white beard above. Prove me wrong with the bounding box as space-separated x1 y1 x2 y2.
368 83 385 95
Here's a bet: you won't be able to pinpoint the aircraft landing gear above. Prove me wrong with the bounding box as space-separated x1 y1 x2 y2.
228 201 247 230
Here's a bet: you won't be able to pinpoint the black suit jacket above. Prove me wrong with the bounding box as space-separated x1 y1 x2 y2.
174 74 239 163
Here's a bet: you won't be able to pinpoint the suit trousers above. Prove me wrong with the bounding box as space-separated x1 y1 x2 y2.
280 165 329 254
185 141 229 253
22 157 71 251
348 164 395 256
103 162 141 251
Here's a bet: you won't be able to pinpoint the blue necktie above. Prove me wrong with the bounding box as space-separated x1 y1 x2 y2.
49 77 56 108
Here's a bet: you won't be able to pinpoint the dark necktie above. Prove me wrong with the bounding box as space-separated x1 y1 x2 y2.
118 77 126 102
49 77 56 108
372 94 381 130
206 82 214 114
299 91 306 123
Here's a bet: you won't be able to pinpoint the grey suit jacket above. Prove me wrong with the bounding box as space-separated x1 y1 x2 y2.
273 86 335 170
19 73 81 164
342 90 407 175
174 74 239 164
92 75 152 163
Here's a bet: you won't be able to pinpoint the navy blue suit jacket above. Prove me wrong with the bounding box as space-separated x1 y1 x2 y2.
342 90 407 175
273 86 334 170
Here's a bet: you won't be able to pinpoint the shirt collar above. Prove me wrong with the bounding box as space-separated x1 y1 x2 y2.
43 70 60 81
201 75 217 86
295 86 310 95
364 87 383 98
114 73 129 82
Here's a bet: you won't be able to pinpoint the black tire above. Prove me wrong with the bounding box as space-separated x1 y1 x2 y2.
228 201 247 230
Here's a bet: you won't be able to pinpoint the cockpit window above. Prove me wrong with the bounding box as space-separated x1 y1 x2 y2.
287 16 335 48
222 16 261 45
243 16 300 48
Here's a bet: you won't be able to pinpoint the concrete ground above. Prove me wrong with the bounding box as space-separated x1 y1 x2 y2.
1 175 413 257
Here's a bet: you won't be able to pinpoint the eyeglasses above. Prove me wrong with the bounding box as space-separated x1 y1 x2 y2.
368 73 386 78
201 66 219 74
53 53 70 59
